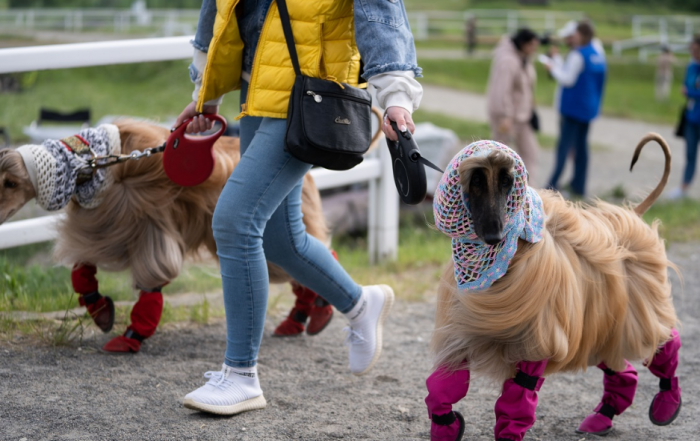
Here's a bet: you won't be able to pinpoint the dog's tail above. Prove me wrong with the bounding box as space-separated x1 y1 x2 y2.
630 132 671 216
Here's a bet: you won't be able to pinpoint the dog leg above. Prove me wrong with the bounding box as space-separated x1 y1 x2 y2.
273 282 316 337
273 250 336 337
576 360 638 435
494 359 547 441
102 286 165 353
425 364 469 441
646 328 682 426
71 263 114 333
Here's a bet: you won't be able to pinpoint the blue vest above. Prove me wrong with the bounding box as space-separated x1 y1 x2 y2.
560 44 607 123
684 62 700 124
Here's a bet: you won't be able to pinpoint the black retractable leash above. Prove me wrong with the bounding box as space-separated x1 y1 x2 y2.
386 121 444 205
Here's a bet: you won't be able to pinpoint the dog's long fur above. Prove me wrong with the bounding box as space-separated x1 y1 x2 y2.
432 133 678 383
1 120 327 289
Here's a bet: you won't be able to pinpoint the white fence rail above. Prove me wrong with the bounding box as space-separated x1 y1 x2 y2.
613 15 700 60
0 38 399 263
0 7 582 42
408 9 584 41
0 8 199 36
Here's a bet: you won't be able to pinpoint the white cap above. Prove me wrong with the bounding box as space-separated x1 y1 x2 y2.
557 20 578 39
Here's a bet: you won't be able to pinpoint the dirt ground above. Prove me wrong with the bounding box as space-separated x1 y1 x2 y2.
1 242 698 441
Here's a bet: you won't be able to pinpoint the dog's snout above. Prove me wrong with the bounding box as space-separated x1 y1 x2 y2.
483 233 503 246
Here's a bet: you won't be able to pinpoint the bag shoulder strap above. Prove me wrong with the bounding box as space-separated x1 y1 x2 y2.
276 0 302 77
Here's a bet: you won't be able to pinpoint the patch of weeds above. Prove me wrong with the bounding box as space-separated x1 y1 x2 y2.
189 296 210 325
31 295 85 348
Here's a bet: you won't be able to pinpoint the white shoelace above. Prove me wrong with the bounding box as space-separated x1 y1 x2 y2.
343 326 367 346
204 370 227 388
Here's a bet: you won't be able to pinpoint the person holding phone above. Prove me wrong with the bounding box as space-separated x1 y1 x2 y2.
541 21 606 198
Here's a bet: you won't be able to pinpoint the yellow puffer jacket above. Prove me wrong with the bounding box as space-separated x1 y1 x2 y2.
197 0 362 119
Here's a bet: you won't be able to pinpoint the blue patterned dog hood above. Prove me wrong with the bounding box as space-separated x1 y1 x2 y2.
433 140 545 291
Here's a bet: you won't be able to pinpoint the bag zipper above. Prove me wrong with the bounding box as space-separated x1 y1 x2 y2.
306 90 370 104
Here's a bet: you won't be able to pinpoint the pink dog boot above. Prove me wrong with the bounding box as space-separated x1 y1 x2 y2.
494 359 548 441
102 287 164 354
576 360 638 436
425 365 470 441
647 329 682 426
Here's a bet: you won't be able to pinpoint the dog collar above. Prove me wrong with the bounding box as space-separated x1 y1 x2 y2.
433 140 545 291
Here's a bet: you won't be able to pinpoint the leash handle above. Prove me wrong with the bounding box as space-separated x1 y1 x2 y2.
388 121 444 173
168 114 227 150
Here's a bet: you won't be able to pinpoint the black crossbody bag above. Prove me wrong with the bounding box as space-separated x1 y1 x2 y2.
277 0 373 170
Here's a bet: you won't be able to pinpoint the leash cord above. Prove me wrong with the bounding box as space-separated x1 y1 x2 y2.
84 142 166 171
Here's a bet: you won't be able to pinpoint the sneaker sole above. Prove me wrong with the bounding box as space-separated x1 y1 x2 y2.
183 394 267 416
352 285 394 376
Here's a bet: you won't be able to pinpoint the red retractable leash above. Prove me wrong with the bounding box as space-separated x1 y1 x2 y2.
162 114 227 187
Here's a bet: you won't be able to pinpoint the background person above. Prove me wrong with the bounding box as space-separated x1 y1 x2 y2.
543 21 607 198
668 35 700 199
656 45 676 101
174 0 423 417
486 28 540 180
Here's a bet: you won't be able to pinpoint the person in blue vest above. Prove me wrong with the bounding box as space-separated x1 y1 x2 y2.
544 21 607 198
668 35 700 199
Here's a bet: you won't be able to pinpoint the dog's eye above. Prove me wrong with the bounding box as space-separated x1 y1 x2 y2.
500 174 514 189
471 174 483 187
3 180 16 189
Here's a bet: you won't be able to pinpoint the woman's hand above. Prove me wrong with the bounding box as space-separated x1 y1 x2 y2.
174 101 220 134
383 106 416 141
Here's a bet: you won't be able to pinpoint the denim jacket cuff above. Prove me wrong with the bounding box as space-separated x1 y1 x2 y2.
363 62 423 80
190 38 209 53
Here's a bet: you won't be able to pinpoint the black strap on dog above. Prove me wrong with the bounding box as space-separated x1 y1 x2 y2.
602 367 617 376
598 403 617 419
514 370 540 391
659 377 673 391
431 411 456 426
81 290 102 305
124 329 145 342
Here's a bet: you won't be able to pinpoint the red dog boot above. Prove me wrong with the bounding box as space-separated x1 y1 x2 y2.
306 295 334 335
577 360 638 435
71 264 114 333
306 249 338 335
102 287 164 354
425 364 470 441
274 282 315 336
494 359 548 441
647 329 682 426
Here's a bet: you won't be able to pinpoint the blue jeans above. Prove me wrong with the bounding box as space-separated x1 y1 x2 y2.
683 121 700 185
212 82 362 368
548 115 590 197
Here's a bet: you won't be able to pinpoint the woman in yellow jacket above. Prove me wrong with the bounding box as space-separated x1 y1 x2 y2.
175 0 423 416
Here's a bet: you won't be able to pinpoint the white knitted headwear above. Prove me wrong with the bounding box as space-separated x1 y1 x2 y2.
16 124 121 211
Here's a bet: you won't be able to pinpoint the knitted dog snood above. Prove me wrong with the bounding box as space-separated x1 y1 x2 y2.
16 124 121 210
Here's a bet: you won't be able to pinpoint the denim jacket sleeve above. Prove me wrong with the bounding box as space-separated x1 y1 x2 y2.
354 0 422 79
188 0 223 105
191 0 217 53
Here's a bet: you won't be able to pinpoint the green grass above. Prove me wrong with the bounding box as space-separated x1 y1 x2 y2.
644 199 700 243
0 60 241 144
418 57 687 125
0 241 224 313
414 108 557 149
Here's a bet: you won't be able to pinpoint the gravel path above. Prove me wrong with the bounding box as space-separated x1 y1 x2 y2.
420 84 692 201
1 242 698 441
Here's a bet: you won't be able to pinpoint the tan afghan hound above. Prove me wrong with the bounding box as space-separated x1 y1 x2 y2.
425 134 682 441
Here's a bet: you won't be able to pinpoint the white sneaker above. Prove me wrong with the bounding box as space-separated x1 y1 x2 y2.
344 285 395 376
183 364 267 415
666 187 687 200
